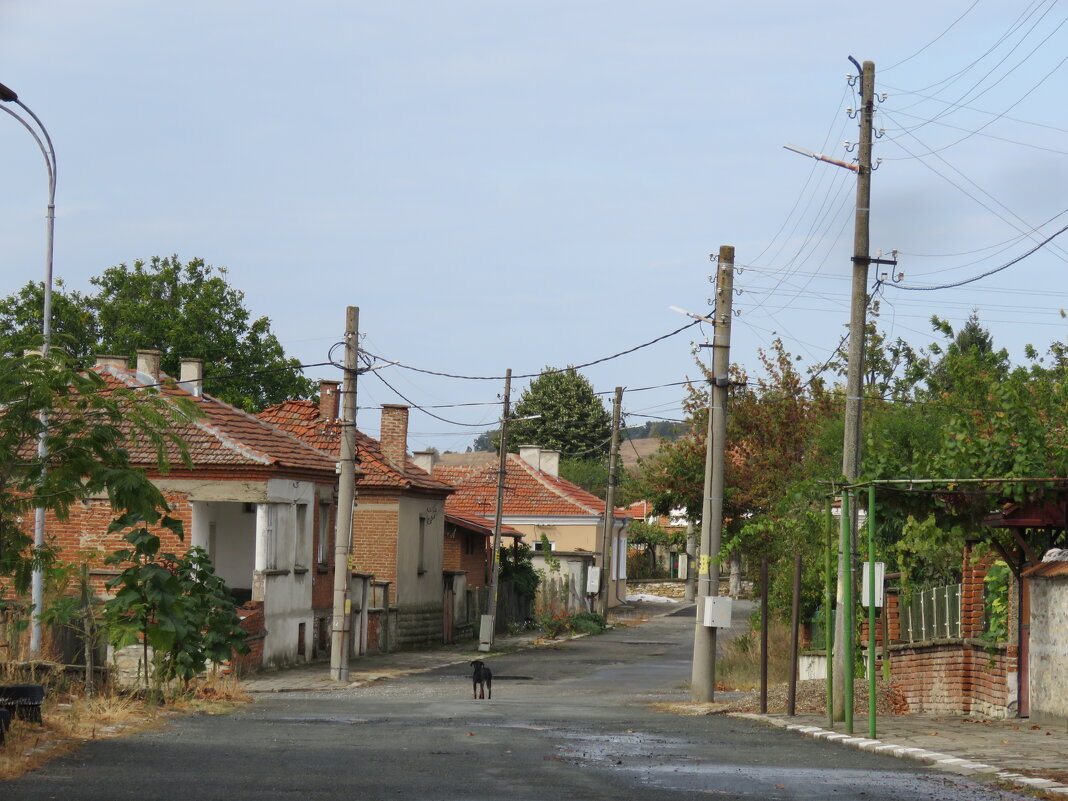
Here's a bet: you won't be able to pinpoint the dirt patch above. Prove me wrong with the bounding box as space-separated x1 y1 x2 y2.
721 678 909 716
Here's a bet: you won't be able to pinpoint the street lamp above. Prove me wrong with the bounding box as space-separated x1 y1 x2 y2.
1 81 58 658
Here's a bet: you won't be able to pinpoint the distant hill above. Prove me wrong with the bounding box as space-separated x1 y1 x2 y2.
620 436 664 471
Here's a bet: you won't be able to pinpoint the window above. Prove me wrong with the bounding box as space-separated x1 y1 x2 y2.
294 504 308 569
417 515 427 575
317 503 331 566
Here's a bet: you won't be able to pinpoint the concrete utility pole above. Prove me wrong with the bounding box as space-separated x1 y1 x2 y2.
834 58 875 720
599 386 623 617
330 306 359 681
691 245 735 703
479 368 512 652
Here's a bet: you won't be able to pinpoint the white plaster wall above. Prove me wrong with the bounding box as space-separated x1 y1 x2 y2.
1029 578 1068 725
396 496 445 607
210 502 256 592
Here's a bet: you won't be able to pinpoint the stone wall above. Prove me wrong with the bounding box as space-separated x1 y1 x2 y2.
1028 575 1068 726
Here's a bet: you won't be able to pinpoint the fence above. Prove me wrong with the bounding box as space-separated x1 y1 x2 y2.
899 583 961 642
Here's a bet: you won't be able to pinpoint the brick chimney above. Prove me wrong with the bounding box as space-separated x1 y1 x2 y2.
319 380 341 420
179 358 204 398
135 349 162 383
380 404 409 467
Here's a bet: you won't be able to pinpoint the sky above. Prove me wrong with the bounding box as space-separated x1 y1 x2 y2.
2 1 1067 453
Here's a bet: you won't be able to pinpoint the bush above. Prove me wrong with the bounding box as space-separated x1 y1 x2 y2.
534 610 606 639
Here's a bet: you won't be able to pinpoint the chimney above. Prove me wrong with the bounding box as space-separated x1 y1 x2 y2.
135 349 162 383
94 354 127 371
539 449 560 478
412 450 436 474
179 358 204 398
380 404 409 467
518 445 542 471
319 380 341 420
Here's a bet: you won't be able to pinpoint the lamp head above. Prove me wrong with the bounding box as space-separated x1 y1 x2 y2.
0 82 18 102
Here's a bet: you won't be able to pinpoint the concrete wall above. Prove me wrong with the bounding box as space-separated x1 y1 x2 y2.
207 501 256 592
257 481 316 668
1029 577 1068 726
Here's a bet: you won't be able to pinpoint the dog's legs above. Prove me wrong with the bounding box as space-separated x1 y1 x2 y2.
487 677 492 700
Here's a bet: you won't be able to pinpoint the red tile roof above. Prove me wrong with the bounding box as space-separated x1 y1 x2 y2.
434 454 628 519
259 399 452 493
95 365 338 475
445 512 524 540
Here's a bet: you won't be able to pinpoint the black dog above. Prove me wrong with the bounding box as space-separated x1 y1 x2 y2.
470 660 492 700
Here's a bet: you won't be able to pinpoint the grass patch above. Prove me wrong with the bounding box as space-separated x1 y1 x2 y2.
715 618 794 691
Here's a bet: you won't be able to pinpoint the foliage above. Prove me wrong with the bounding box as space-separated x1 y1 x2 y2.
534 609 606 639
891 514 966 590
0 256 315 412
626 520 684 579
0 349 193 593
505 367 611 457
104 528 249 692
982 560 1009 645
497 542 540 600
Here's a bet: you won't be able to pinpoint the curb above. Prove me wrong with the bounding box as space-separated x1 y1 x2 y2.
731 713 1068 796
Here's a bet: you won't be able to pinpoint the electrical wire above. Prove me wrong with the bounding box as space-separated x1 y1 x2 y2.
882 0 983 73
361 320 701 381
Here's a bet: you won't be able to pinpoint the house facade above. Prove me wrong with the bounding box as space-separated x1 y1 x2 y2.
430 445 631 607
260 383 455 649
36 351 343 671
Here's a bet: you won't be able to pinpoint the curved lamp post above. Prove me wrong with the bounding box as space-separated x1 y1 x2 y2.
1 81 57 658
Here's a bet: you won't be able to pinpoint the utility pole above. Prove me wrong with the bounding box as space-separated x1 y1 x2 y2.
330 306 359 681
691 245 735 703
834 58 875 720
479 368 512 652
599 386 623 617
684 521 696 602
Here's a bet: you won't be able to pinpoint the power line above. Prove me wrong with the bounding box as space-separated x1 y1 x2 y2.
362 320 702 381
883 220 1068 291
883 0 982 72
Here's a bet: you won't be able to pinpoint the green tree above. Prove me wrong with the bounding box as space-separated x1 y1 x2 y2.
507 367 611 457
0 349 192 592
0 256 315 412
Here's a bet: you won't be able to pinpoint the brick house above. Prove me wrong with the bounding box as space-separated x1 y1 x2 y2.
429 445 631 607
260 382 455 649
28 351 343 671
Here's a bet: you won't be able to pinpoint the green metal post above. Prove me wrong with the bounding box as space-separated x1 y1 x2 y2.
842 491 854 734
825 497 834 727
868 484 877 740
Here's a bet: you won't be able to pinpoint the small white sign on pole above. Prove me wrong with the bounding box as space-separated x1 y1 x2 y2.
702 596 733 628
586 568 600 594
861 561 885 607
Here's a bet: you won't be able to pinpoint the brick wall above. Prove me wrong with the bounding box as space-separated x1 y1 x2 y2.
351 491 400 584
877 546 1014 717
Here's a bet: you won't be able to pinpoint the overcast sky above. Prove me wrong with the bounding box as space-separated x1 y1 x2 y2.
2 2 1066 452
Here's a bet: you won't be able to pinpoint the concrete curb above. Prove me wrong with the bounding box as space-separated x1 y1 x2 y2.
730 713 1068 796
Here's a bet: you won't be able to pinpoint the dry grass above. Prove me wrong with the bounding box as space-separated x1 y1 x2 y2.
0 690 163 781
0 673 253 781
715 619 795 691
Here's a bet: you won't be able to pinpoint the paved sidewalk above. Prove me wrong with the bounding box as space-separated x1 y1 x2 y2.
735 711 1068 796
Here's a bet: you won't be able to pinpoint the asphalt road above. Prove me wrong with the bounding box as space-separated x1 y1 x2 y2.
7 603 1020 801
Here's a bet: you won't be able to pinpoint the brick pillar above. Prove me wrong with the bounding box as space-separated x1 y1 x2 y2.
961 544 995 639
380 404 409 467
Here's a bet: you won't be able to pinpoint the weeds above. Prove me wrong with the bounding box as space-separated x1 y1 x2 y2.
715 618 794 691
534 610 607 639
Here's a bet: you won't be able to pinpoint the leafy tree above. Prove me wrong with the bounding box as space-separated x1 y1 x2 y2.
0 256 315 412
471 429 498 453
507 367 611 457
104 533 248 692
626 519 684 578
0 349 191 592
